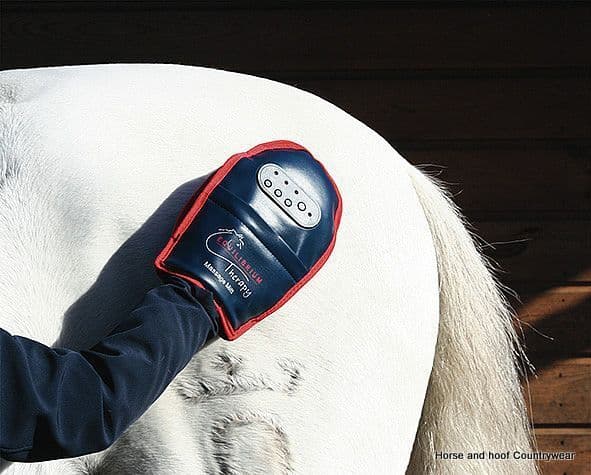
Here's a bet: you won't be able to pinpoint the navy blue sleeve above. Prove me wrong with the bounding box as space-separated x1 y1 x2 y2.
0 279 218 463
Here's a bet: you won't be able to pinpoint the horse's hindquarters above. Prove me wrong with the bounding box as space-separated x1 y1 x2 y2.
0 64 439 474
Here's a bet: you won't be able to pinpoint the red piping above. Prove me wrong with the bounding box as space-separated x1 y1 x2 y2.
155 140 342 340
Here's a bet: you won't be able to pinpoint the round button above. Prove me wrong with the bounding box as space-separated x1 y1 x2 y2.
264 179 272 187
274 189 282 197
284 198 292 207
297 201 306 211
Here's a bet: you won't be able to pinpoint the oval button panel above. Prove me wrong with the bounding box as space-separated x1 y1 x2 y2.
257 163 322 228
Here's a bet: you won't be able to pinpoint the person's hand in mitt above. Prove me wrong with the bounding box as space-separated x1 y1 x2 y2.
156 140 342 340
0 140 341 463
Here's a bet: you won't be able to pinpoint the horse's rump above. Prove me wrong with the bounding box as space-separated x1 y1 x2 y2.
0 64 439 474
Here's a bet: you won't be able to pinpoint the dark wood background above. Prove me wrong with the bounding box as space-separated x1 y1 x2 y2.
1 2 589 473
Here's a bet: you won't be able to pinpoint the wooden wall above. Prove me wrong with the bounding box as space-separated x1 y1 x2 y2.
1 2 589 473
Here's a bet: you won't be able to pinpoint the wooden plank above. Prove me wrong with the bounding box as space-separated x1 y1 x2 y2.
534 428 590 475
403 149 591 213
475 220 591 284
525 358 591 425
1 4 590 72
296 78 591 141
512 286 591 356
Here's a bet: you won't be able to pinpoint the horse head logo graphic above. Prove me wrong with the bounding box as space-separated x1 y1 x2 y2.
219 228 245 249
205 228 249 280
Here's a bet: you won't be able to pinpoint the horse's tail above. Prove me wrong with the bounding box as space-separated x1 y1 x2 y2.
405 164 538 474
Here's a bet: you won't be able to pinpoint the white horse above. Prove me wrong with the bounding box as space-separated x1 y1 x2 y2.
0 64 536 474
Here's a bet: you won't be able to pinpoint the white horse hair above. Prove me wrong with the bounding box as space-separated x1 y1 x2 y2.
0 64 536 474
406 166 537 474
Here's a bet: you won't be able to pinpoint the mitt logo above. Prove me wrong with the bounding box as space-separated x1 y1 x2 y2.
205 228 263 285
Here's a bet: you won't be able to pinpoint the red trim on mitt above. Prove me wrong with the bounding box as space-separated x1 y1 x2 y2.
155 140 342 340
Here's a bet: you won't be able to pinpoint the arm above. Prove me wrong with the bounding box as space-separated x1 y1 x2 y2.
0 279 218 463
